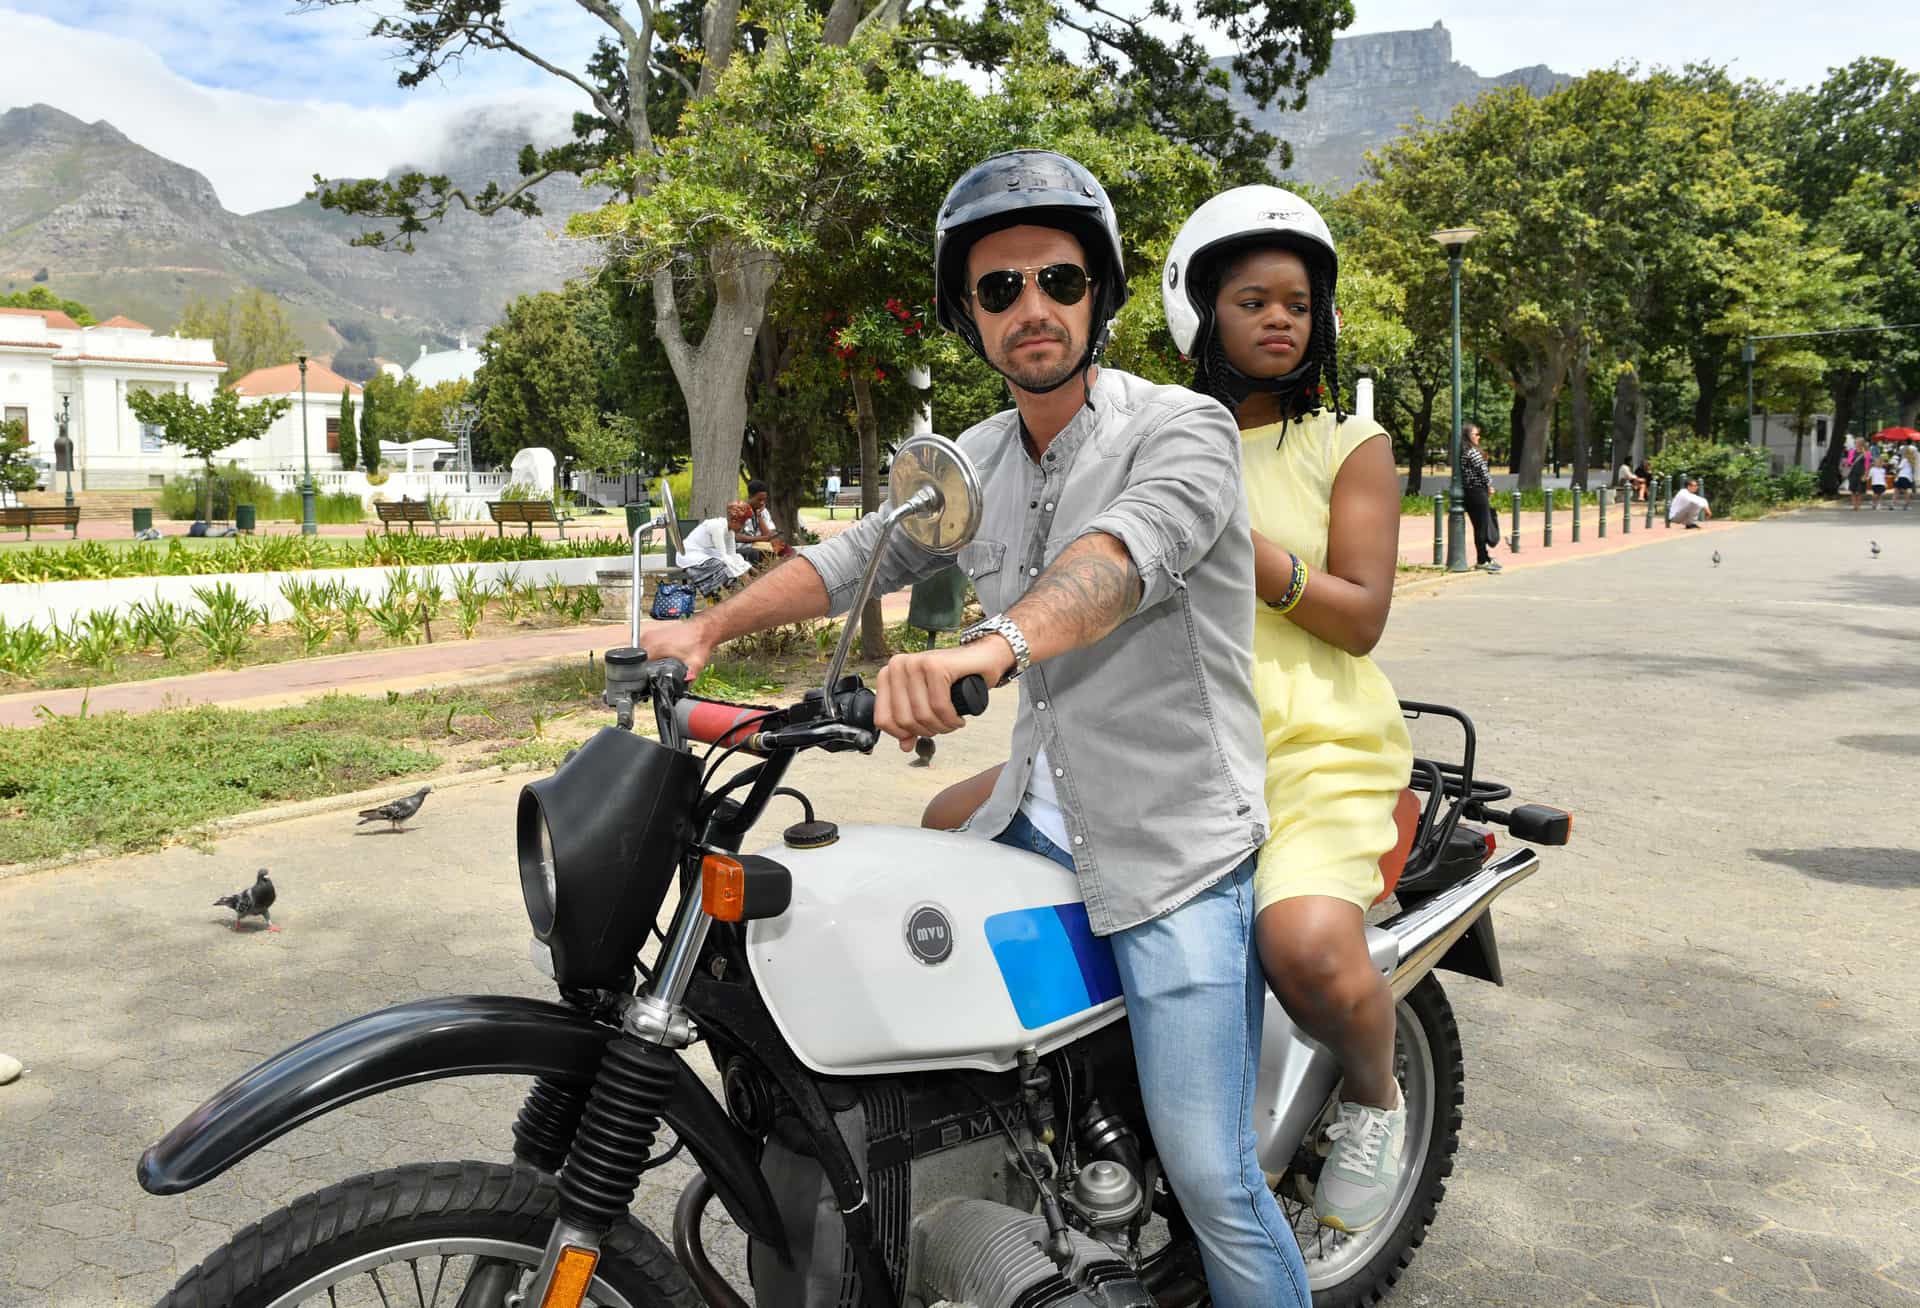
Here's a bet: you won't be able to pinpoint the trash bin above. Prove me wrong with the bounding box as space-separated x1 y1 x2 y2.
131 507 153 533
234 503 257 534
907 565 972 647
624 503 652 538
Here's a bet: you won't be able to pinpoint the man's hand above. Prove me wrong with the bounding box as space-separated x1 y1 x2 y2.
875 639 1013 750
636 613 719 681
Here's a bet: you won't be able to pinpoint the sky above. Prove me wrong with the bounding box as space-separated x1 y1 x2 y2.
2 0 1915 214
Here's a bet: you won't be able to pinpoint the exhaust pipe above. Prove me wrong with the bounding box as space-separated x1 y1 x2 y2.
1384 849 1539 998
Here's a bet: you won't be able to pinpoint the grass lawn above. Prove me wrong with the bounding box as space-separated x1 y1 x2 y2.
0 657 785 866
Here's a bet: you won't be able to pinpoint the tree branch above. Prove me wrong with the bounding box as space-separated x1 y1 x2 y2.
698 0 744 97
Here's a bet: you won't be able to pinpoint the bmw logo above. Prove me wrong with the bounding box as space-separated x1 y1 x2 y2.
905 904 954 966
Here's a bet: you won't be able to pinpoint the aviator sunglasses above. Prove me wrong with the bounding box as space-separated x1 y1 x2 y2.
969 263 1091 315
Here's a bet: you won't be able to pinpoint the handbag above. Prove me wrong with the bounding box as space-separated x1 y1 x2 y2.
650 581 696 621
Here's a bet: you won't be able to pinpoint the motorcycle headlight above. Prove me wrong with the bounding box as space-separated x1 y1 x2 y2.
516 725 702 989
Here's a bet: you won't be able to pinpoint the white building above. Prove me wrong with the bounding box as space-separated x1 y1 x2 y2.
407 334 482 388
228 361 364 474
1749 412 1833 473
0 307 224 489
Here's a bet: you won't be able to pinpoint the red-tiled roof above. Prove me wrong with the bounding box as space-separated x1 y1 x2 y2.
0 339 60 351
95 314 150 330
0 305 81 330
229 361 360 396
52 353 227 369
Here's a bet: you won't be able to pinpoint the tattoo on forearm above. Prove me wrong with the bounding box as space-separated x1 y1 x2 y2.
1011 547 1141 650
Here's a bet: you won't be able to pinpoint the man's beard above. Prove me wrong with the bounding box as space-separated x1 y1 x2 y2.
991 325 1079 393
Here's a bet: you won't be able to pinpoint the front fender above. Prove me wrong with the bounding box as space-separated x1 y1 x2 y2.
137 995 783 1252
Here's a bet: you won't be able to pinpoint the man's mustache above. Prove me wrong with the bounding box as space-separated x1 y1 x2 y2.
1004 325 1069 349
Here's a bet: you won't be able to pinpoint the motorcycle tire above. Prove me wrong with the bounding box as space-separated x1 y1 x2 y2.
1283 973 1467 1308
155 1159 699 1308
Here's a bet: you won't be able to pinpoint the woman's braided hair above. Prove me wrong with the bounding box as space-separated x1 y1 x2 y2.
1193 238 1344 424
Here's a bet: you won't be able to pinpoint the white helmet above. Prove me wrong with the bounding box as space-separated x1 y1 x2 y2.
1161 185 1337 357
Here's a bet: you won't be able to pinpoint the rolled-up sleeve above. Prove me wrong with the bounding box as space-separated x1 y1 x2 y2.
798 504 948 619
1079 399 1244 614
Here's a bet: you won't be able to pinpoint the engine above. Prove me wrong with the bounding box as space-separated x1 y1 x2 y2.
909 1199 1153 1308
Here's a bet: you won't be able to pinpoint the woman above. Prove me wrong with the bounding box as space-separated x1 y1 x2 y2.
1843 440 1870 510
1464 424 1501 571
1151 185 1416 1235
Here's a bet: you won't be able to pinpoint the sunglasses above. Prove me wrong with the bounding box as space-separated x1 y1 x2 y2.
970 263 1091 315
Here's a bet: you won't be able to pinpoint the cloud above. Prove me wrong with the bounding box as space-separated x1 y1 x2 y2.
0 7 590 213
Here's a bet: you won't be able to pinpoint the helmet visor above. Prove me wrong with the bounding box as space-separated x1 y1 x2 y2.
972 263 1090 315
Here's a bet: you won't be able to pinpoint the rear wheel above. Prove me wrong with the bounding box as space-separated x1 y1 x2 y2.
1276 973 1466 1307
156 1160 698 1308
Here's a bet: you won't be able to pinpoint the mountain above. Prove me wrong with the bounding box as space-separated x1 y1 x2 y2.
1221 21 1568 192
0 103 606 361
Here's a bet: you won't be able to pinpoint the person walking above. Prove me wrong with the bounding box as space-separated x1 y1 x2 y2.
641 150 1311 1308
1843 440 1870 510
1462 423 1500 571
1869 456 1890 510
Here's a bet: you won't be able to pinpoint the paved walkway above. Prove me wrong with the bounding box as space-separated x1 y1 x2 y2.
1394 500 1741 570
2 505 1915 1305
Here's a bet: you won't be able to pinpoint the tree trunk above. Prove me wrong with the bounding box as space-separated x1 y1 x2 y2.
653 245 781 521
1509 390 1527 483
851 367 887 663
1569 341 1593 491
1609 363 1641 473
1900 391 1919 428
202 458 215 521
1691 352 1721 440
1820 370 1864 493
1513 342 1570 491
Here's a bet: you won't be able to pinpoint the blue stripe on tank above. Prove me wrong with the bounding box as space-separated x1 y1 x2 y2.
985 903 1120 1029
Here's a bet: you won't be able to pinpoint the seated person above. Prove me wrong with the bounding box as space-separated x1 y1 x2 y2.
1667 477 1712 529
679 502 755 597
1633 460 1652 501
735 479 792 563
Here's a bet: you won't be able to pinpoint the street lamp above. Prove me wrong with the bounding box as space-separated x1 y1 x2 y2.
296 353 316 536
1432 226 1480 572
1741 338 1756 447
57 393 74 508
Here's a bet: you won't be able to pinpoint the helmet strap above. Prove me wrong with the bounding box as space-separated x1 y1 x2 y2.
1199 330 1317 416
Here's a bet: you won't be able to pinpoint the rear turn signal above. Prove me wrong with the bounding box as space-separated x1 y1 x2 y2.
539 1245 600 1308
1508 804 1573 846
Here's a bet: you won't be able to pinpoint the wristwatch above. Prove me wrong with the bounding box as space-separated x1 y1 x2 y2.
958 613 1031 684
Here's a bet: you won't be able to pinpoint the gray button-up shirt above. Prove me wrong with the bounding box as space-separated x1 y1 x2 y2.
800 368 1268 935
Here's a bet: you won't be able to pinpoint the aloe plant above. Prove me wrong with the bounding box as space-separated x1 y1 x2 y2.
190 582 264 665
71 610 129 671
127 599 192 660
0 618 55 679
452 569 489 639
326 582 368 645
371 593 422 645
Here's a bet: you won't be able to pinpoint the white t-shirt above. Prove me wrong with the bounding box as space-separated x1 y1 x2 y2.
1668 487 1710 526
679 517 752 578
1870 464 1889 488
1022 745 1073 850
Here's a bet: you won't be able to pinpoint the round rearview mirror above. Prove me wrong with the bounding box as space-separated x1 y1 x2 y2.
656 478 684 554
888 434 982 555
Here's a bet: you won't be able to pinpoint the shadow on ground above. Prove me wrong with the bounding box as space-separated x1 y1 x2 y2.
1750 845 1920 888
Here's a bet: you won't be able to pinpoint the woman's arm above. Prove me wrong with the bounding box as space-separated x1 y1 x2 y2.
1251 433 1401 656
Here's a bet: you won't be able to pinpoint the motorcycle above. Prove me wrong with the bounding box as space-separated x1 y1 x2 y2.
141 435 1570 1308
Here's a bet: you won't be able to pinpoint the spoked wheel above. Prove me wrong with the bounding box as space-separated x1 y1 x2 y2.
1274 974 1466 1308
156 1160 697 1308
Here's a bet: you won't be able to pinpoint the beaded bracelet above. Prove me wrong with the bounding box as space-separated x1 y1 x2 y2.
1268 553 1309 614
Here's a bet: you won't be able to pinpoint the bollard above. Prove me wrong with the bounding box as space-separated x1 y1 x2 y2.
1433 494 1444 566
1544 488 1554 547
1572 487 1582 542
1662 477 1672 527
1598 485 1609 538
1622 483 1632 534
1510 488 1523 553
1644 481 1654 529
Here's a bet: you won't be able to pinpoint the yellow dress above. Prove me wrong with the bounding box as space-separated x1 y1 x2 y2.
1242 411 1414 914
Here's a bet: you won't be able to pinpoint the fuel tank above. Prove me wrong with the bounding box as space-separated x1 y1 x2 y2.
745 826 1125 1076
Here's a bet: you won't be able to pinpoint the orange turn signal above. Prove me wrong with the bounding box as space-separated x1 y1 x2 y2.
538 1245 600 1308
701 853 747 921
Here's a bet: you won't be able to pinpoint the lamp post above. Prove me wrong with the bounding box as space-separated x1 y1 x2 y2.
1741 338 1756 447
1432 226 1480 572
58 394 74 508
296 353 316 535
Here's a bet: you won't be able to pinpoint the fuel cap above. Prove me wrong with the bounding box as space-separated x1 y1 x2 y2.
783 819 839 849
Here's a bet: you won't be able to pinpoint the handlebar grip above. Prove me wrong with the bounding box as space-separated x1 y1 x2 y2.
951 675 990 718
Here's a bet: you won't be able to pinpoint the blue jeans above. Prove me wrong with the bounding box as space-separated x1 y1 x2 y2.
996 811 1310 1308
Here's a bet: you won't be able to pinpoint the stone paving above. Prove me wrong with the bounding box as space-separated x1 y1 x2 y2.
2 505 1918 1305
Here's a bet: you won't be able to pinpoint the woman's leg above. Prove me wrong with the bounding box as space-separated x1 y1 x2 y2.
1463 485 1493 565
1256 895 1397 1108
921 763 1003 830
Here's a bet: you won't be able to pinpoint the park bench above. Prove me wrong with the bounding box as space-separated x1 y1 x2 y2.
0 504 80 540
825 487 866 519
487 499 572 538
375 498 446 535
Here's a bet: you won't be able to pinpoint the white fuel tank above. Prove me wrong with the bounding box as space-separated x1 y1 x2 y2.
745 826 1126 1076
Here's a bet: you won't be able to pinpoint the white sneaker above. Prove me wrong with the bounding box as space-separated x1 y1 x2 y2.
1313 1090 1408 1233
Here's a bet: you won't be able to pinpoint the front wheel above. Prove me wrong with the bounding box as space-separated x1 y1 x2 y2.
157 1160 698 1308
1277 972 1467 1308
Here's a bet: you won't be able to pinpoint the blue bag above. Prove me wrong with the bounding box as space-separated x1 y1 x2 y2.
650 581 696 621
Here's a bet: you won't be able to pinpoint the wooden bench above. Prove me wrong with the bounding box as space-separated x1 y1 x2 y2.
825 487 866 519
0 504 81 539
375 498 445 535
487 499 572 538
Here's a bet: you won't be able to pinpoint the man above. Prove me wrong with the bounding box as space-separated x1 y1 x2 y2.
1668 476 1712 528
642 149 1309 1307
736 478 792 562
677 501 755 596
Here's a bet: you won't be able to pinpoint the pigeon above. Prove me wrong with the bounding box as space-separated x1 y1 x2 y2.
910 737 936 768
358 785 432 832
215 869 278 932
1870 540 1881 558
1711 550 1721 567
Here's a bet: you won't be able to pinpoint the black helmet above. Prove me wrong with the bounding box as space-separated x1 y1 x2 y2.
934 150 1128 385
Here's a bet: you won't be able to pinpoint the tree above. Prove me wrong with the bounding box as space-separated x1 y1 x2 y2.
174 289 306 386
360 385 383 474
0 417 36 501
305 0 1353 517
470 290 599 464
568 411 643 477
0 287 96 326
125 391 290 518
360 373 422 454
410 379 474 444
338 391 360 471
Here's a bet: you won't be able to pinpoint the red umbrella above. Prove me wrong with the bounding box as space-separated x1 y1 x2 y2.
1872 426 1920 443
